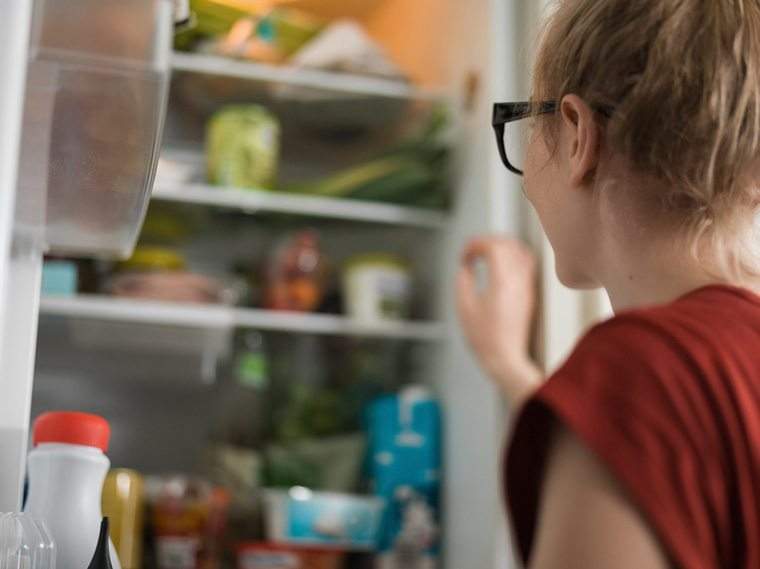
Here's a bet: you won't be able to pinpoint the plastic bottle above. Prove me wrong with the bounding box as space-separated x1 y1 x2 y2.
24 412 122 569
212 330 270 447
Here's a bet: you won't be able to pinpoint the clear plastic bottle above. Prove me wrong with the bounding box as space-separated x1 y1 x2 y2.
212 330 270 447
24 412 122 569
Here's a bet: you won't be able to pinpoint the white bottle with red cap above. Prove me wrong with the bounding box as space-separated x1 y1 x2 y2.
24 411 122 569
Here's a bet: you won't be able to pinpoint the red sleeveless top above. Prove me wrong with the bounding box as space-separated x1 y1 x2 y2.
506 285 760 569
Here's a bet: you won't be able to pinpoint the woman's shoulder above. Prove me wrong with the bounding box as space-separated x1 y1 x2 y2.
507 285 760 568
570 284 760 374
609 283 760 330
528 283 760 454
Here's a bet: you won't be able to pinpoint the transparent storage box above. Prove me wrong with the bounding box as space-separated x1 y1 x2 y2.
0 513 55 569
16 0 172 257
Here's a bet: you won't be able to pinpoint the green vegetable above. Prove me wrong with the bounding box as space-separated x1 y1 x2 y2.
285 157 420 197
174 2 323 55
283 105 452 209
347 160 436 203
193 0 251 35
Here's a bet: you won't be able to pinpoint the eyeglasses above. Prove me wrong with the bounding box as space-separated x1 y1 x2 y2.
492 101 557 176
492 101 614 176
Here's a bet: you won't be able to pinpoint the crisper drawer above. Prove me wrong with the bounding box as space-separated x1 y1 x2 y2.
16 0 172 258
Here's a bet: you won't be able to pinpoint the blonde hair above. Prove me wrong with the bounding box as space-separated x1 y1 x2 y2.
533 0 760 278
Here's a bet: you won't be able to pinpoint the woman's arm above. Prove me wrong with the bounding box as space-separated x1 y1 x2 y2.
458 238 669 566
456 236 543 406
530 427 670 569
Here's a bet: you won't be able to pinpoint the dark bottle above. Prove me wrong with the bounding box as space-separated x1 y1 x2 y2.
86 518 113 569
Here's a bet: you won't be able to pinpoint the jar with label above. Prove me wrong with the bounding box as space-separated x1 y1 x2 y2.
342 254 411 322
206 105 280 190
150 477 229 569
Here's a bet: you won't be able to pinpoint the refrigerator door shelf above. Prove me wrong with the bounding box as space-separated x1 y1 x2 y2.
16 0 172 258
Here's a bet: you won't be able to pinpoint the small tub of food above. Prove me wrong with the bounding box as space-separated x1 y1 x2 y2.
342 254 411 322
263 488 384 551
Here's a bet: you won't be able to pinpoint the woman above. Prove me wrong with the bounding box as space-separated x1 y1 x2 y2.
457 1 760 568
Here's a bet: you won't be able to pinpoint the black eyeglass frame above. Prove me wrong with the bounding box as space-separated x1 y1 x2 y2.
492 101 557 176
492 101 614 176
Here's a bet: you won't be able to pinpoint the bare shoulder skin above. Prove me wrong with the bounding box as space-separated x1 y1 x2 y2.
529 428 670 569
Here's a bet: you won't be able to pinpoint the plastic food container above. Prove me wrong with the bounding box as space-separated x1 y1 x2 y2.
41 259 78 296
0 513 56 569
263 489 383 551
237 542 344 569
342 254 411 322
118 247 187 273
108 246 238 304
17 0 172 257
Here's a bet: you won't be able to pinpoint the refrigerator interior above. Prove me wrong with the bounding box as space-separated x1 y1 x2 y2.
29 1 524 568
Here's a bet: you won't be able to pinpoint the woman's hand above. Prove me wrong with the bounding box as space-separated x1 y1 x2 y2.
456 236 543 405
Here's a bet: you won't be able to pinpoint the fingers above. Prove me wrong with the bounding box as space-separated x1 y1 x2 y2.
456 262 478 314
461 236 535 284
462 237 501 265
461 238 508 286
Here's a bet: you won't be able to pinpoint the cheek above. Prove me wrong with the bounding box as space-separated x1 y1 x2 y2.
522 136 599 289
523 135 555 213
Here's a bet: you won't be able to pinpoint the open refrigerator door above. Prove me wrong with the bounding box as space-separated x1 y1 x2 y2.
0 0 174 512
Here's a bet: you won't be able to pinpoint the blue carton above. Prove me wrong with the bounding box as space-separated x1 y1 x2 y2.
366 386 442 566
41 260 77 296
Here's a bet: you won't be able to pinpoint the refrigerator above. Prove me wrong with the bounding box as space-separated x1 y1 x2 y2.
0 1 609 568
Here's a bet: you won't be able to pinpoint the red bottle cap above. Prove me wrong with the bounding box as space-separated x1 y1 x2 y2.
33 411 110 452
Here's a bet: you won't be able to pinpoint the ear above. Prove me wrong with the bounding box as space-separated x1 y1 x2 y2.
559 94 601 186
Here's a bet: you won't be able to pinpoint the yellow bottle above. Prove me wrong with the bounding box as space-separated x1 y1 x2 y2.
102 469 145 569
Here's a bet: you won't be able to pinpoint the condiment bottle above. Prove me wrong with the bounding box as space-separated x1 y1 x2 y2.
25 412 122 569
